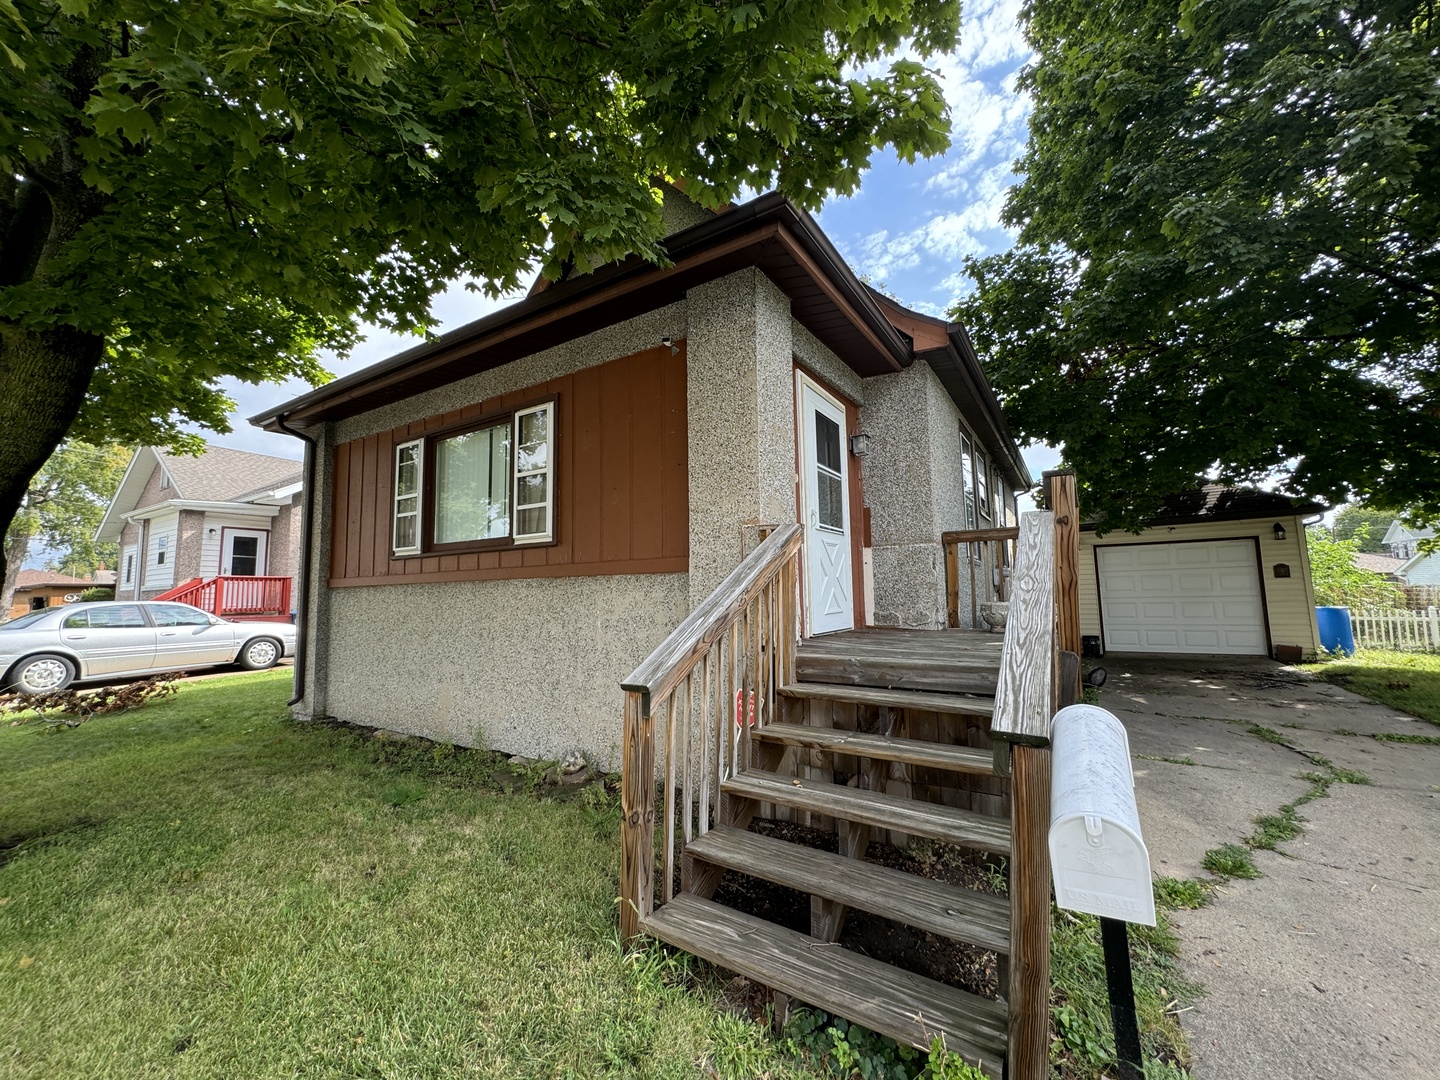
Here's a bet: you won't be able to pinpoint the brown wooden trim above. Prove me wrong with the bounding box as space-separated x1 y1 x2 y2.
846 395 866 628
773 229 903 372
941 527 1019 545
289 224 783 423
327 555 687 588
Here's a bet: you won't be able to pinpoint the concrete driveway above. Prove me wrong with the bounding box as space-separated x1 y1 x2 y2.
1100 655 1440 1080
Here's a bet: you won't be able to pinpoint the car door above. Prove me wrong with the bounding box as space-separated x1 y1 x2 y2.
61 605 157 677
149 604 239 667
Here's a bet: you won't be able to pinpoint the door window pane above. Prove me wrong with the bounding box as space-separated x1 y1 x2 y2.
814 411 844 531
151 604 214 627
230 536 259 576
435 422 511 543
89 605 146 628
62 611 89 629
815 412 842 472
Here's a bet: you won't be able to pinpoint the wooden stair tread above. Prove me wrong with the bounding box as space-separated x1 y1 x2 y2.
779 681 996 716
753 721 996 776
722 771 1011 855
686 825 1010 954
644 894 1007 1075
795 652 1000 696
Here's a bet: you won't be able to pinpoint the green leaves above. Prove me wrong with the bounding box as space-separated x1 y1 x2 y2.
958 0 1440 530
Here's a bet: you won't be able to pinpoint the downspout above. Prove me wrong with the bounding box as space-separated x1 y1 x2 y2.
274 412 317 708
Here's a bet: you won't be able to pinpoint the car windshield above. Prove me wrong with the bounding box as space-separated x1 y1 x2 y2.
0 610 52 630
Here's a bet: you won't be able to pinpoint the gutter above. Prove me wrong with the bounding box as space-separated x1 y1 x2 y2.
273 412 317 709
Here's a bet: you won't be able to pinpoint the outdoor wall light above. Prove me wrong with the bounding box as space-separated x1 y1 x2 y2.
208 528 218 535
849 433 871 457
1272 522 1287 541
660 335 679 355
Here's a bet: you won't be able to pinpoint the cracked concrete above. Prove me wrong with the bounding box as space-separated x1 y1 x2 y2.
1098 655 1440 1079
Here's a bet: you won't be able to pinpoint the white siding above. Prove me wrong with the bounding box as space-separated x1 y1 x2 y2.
1080 515 1321 659
142 511 179 590
1401 554 1440 586
199 512 278 577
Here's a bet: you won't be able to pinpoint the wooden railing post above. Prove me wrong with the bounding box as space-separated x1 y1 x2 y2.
1043 470 1081 702
944 538 960 628
620 690 655 943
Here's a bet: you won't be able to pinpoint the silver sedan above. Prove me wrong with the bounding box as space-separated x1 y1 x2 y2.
0 601 297 694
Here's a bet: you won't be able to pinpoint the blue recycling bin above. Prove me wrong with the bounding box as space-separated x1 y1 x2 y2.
1316 606 1356 657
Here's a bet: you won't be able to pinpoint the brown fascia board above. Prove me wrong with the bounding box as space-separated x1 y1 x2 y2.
915 331 1032 492
251 193 913 432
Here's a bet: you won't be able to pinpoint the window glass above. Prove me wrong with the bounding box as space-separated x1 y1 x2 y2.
157 533 168 564
393 441 422 553
1 610 53 630
959 431 976 529
976 455 991 521
88 605 146 629
814 412 844 531
62 611 89 629
513 404 554 542
123 554 134 585
435 422 511 544
151 604 214 627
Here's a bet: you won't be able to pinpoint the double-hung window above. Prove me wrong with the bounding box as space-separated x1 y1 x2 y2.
975 454 991 523
959 431 977 530
392 401 555 555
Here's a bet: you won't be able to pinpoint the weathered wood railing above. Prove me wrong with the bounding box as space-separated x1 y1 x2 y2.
991 470 1080 1080
619 523 803 942
943 527 1019 629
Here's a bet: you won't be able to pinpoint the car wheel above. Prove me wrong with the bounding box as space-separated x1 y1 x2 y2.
238 637 280 671
9 654 76 694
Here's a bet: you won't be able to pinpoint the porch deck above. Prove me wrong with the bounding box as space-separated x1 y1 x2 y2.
796 626 1006 696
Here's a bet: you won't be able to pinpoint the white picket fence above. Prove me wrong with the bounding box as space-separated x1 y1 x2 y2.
1351 607 1440 651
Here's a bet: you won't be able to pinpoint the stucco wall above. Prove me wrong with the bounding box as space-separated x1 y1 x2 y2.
859 359 967 629
319 573 688 765
684 268 798 606
173 510 205 585
1079 514 1322 657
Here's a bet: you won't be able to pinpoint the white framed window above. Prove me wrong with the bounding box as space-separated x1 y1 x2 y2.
392 439 423 554
157 534 169 564
975 455 991 522
122 551 135 586
392 401 555 555
959 430 976 529
511 402 553 543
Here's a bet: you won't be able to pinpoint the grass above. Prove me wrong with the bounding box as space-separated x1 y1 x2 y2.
1373 732 1440 745
1246 724 1288 745
1305 648 1440 726
0 672 819 1079
1201 844 1261 880
1048 881 1201 1080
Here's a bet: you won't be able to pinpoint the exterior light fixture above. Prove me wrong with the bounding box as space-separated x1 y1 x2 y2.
1273 522 1287 541
660 336 679 355
849 433 870 458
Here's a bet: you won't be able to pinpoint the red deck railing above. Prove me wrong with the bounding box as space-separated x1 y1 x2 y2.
153 576 292 619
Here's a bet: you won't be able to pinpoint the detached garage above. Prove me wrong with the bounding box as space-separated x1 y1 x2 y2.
1080 488 1325 660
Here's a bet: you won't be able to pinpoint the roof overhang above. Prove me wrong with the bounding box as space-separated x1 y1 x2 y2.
252 193 913 433
1080 493 1328 532
123 500 282 521
94 448 157 544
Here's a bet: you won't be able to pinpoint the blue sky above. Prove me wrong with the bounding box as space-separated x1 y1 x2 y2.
216 0 1059 489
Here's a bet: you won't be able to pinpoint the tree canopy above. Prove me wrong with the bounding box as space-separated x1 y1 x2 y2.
1333 505 1398 553
955 1 1440 533
0 0 959 582
1 440 130 615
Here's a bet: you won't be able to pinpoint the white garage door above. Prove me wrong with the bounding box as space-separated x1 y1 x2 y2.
1098 541 1267 655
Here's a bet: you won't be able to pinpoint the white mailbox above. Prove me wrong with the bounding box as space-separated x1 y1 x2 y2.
1048 704 1155 926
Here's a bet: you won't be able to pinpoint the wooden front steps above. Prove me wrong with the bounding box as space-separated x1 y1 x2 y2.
795 627 1005 695
779 681 995 716
723 771 1012 856
644 894 1008 1077
683 825 1010 954
753 720 996 775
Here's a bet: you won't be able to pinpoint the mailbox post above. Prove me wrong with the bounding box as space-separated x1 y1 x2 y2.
1049 704 1153 1080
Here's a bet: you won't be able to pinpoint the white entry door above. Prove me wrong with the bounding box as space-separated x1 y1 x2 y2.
800 379 854 635
1098 540 1267 655
222 529 268 577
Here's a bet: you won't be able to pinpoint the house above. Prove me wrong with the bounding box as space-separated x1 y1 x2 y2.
93 444 304 618
1351 551 1404 579
6 570 105 620
1080 486 1326 659
250 188 1030 765
1381 521 1440 585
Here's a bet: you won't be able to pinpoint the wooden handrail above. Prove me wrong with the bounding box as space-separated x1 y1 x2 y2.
622 523 802 715
990 512 1056 747
940 526 1019 545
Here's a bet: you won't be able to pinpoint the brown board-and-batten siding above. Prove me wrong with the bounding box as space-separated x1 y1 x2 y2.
329 343 689 587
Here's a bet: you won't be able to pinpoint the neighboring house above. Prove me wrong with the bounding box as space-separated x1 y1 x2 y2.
1352 551 1404 579
1080 486 1326 659
1381 521 1440 585
6 570 104 621
94 444 304 618
250 188 1030 764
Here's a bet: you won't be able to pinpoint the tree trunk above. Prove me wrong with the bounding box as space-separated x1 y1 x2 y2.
0 322 105 600
0 528 33 618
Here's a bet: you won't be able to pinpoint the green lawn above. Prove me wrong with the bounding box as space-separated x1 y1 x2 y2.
1305 649 1440 725
0 671 810 1079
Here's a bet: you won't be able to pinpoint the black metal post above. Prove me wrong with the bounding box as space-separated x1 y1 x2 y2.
1100 916 1144 1080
